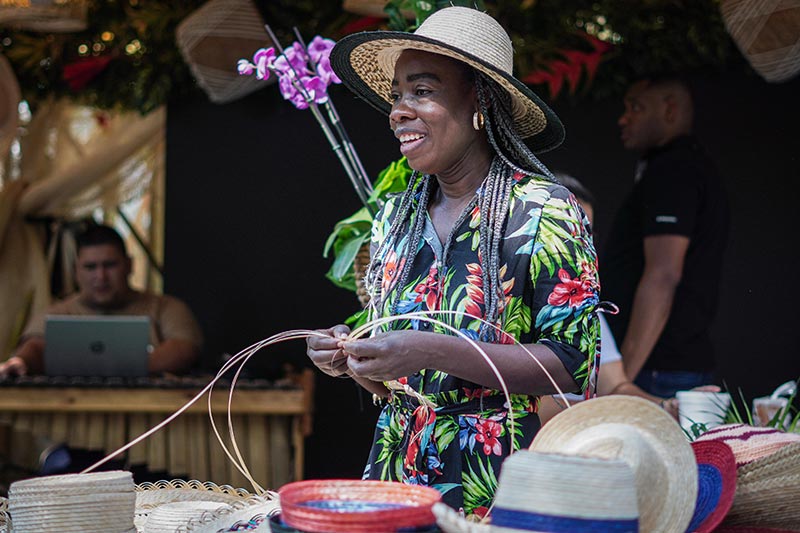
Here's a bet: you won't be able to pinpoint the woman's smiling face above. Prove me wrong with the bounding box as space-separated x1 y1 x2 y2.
389 50 483 176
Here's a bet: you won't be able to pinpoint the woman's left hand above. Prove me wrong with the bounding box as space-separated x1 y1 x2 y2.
341 330 428 382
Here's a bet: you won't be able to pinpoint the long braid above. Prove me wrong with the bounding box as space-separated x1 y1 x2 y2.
476 75 557 182
364 172 432 319
474 74 559 340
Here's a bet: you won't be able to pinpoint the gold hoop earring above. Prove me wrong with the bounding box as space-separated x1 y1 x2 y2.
472 111 485 131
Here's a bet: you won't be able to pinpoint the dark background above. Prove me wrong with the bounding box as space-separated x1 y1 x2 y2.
165 71 800 479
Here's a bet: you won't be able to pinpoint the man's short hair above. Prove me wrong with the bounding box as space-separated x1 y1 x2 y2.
76 224 127 256
639 74 694 104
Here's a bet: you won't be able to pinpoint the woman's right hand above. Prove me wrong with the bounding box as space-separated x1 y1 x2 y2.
306 325 351 378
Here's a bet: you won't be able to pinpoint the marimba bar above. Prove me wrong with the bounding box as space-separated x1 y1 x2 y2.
0 373 313 490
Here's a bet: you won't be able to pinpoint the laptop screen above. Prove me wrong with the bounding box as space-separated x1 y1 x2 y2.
43 315 151 377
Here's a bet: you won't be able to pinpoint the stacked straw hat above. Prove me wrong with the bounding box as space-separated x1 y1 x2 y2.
530 396 698 533
717 441 800 531
8 471 136 532
687 440 738 533
433 451 639 533
695 424 800 466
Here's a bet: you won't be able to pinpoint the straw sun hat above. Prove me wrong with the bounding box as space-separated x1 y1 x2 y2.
530 396 698 533
330 6 564 153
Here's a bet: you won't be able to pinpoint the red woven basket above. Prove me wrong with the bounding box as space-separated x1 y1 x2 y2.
278 479 442 533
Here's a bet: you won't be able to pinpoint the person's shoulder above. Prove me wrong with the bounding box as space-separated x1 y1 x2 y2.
512 172 569 201
136 291 189 310
48 293 84 314
644 135 711 178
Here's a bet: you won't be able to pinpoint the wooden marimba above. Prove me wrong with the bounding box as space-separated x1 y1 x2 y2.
0 372 313 490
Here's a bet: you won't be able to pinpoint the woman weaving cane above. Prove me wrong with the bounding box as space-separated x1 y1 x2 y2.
306 7 599 517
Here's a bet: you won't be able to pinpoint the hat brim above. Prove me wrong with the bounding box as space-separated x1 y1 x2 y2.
330 30 565 154
530 396 698 533
689 440 737 533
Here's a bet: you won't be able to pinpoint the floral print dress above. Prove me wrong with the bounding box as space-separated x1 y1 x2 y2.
362 172 600 518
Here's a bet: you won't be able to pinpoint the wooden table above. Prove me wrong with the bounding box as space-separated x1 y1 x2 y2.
0 373 313 491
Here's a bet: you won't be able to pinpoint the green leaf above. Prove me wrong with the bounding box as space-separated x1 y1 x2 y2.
323 206 373 257
330 232 370 281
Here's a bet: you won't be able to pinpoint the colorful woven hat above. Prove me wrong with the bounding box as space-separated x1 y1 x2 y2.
720 441 800 531
529 396 698 533
714 526 796 533
278 479 441 533
688 440 737 533
329 6 564 153
433 450 639 533
694 424 800 467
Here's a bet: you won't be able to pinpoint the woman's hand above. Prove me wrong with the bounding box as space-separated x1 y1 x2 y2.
306 325 351 378
341 330 428 382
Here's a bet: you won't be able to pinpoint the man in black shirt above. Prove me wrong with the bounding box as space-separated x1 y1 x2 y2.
601 76 730 397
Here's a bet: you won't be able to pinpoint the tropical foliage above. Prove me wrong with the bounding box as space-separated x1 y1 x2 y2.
0 0 745 113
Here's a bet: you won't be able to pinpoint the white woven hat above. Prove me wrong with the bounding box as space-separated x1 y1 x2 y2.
330 6 564 153
434 451 639 533
8 471 136 533
530 396 698 533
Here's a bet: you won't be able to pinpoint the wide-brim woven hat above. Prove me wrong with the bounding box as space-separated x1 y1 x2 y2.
329 6 564 153
434 450 639 533
688 440 737 533
529 396 698 533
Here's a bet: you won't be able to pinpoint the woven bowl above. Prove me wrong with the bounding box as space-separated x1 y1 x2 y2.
278 479 441 533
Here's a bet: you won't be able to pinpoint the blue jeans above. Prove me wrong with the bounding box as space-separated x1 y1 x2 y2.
634 369 715 398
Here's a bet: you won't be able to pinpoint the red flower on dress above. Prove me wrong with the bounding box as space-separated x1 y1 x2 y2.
547 268 593 308
474 418 503 456
382 249 406 294
463 387 492 400
404 406 435 473
464 262 484 318
413 264 440 311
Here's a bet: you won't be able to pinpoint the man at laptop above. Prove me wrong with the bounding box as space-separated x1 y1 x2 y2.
0 224 203 377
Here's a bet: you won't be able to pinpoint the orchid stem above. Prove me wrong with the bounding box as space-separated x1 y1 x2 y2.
264 24 374 213
308 103 372 211
324 100 374 195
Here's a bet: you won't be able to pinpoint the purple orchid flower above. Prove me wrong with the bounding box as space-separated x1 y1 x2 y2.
253 47 276 80
278 75 308 109
237 59 255 76
273 43 310 78
316 54 341 85
303 76 329 104
307 36 335 64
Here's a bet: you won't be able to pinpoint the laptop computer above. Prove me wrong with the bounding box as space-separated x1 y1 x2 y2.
44 315 151 377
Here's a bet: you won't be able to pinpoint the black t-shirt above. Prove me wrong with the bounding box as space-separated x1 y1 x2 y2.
601 135 730 372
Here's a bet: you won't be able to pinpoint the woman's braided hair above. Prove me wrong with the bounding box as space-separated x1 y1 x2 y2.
365 71 557 342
